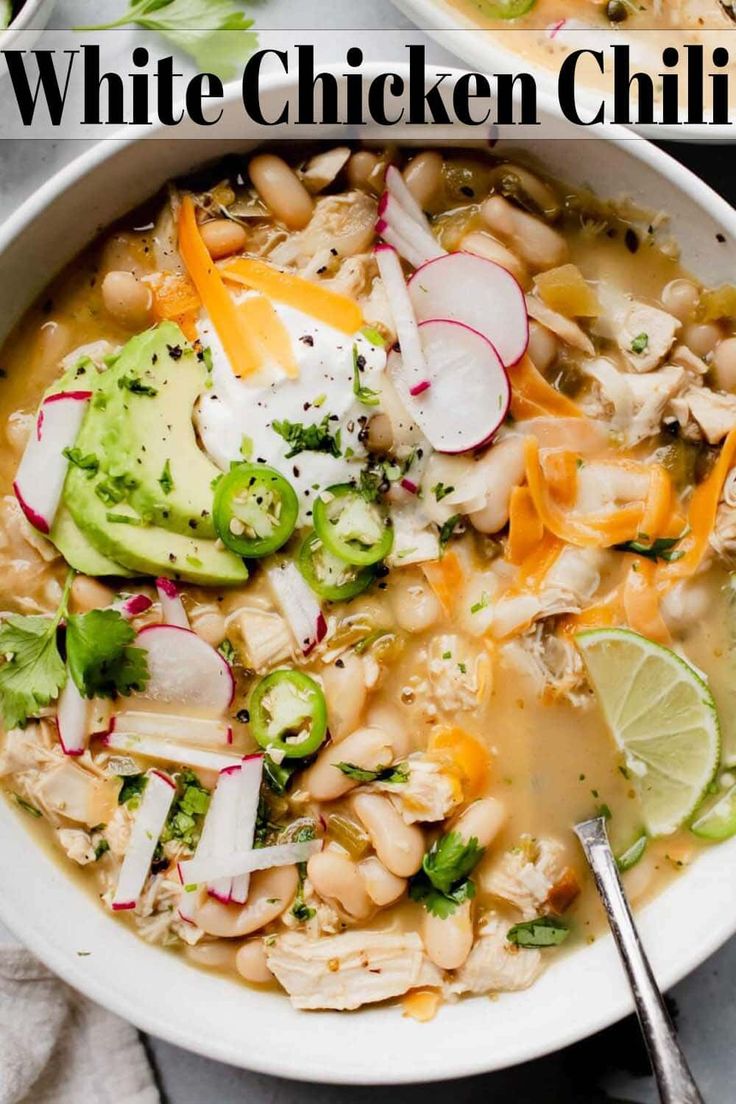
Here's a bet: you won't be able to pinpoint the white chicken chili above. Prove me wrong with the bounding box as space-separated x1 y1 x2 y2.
3 145 736 1016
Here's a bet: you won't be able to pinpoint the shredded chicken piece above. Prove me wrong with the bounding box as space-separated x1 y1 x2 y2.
104 804 134 857
374 752 463 824
617 301 680 372
624 366 689 444
481 836 570 919
671 385 736 445
57 828 96 866
265 930 442 1010
237 606 293 671
269 193 377 269
424 634 490 713
490 548 604 641
446 916 542 996
501 622 589 706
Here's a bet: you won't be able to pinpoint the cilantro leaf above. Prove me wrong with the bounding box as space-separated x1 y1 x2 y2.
0 614 66 728
76 0 257 81
409 830 484 918
506 916 570 948
118 773 147 807
352 345 380 407
158 459 174 495
272 416 341 459
63 447 99 478
432 482 455 502
66 609 149 700
439 514 464 554
615 532 687 563
630 332 649 355
160 770 211 849
117 374 158 397
336 761 409 784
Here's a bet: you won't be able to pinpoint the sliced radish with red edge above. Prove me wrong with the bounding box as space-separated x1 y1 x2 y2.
178 838 322 887
156 578 189 629
115 593 153 620
374 245 427 387
230 754 264 904
130 625 234 717
112 769 176 911
14 391 92 533
408 252 529 368
56 672 89 756
111 711 232 748
265 561 326 656
102 730 241 775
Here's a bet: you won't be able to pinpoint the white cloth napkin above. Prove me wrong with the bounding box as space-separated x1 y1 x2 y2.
0 944 159 1104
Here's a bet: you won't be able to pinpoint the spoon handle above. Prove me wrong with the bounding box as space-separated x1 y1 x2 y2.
574 817 704 1104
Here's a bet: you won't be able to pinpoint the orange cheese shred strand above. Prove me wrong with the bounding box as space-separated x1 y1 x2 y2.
623 558 671 644
428 727 491 801
558 590 622 637
508 355 582 421
524 438 642 548
517 532 563 591
238 295 298 379
222 257 363 336
178 196 260 378
506 485 544 565
639 464 672 544
541 449 579 508
150 271 201 320
661 426 736 582
422 551 464 617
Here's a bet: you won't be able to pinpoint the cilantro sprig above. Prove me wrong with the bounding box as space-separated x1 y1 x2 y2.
506 916 570 948
66 609 149 700
409 831 485 919
352 345 380 407
336 761 409 785
272 416 342 460
615 530 687 563
75 0 257 80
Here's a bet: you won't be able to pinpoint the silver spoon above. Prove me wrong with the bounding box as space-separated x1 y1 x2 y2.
574 816 704 1104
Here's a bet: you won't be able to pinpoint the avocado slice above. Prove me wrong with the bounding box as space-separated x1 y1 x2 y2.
85 322 221 539
51 505 135 578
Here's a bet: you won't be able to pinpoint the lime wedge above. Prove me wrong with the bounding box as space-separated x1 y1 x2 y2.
691 782 736 840
576 628 720 837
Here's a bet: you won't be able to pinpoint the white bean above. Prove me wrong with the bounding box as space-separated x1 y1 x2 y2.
101 271 152 330
661 279 699 322
459 230 529 288
481 195 567 272
347 150 380 192
351 792 425 877
358 856 407 906
682 321 722 358
235 939 274 984
194 866 298 937
365 703 411 759
712 336 736 393
388 571 442 633
199 218 248 259
34 320 72 374
366 412 393 453
452 797 507 849
320 653 367 742
70 575 116 614
307 849 373 919
527 320 559 373
423 900 473 971
304 726 394 802
185 940 239 972
248 154 314 230
467 436 527 534
403 151 443 209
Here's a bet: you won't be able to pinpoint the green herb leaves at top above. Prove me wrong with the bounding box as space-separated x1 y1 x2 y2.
506 916 570 948
615 532 687 563
159 769 211 850
75 0 257 81
63 447 99 478
630 333 649 355
352 345 380 407
0 613 67 729
336 761 409 785
272 416 341 460
66 609 149 700
432 482 455 502
118 773 147 807
158 459 174 495
439 514 464 555
409 831 484 919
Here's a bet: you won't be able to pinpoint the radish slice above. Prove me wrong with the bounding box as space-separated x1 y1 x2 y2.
177 882 202 925
376 196 444 270
56 672 89 756
265 561 326 656
374 245 427 387
156 578 189 629
408 252 529 368
384 165 431 228
102 730 241 775
89 698 113 737
111 711 232 748
374 224 432 272
112 769 176 911
201 764 244 902
131 625 234 716
389 319 510 454
115 593 153 620
178 838 322 887
230 754 264 904
13 391 92 534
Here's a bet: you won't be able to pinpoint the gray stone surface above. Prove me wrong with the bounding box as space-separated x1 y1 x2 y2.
1 2 734 1100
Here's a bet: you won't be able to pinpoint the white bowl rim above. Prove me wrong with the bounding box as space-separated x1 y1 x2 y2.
392 0 736 143
1 68 736 1083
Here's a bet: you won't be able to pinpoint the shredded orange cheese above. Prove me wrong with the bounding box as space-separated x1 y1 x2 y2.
506 485 544 565
422 552 464 617
541 449 578 508
640 464 672 544
623 558 671 644
509 355 582 421
222 256 363 335
178 196 260 378
402 989 441 1022
429 727 491 801
237 295 298 378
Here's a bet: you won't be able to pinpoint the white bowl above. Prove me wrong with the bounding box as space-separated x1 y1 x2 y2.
1 69 736 1084
393 0 735 143
0 0 55 49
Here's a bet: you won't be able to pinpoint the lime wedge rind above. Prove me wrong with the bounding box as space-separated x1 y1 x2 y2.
576 628 720 838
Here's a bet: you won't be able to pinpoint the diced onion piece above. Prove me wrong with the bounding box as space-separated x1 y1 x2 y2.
155 578 189 629
112 769 176 911
56 671 90 756
102 730 242 775
111 711 232 748
265 560 326 656
178 838 322 887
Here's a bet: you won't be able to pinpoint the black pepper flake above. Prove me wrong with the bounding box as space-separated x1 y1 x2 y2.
168 553 177 562
293 465 300 478
152 353 158 364
236 708 250 724
624 228 639 254
717 233 727 244
335 658 345 668
300 335 315 347
316 266 327 275
460 185 475 198
330 248 338 256
167 344 183 360
356 353 366 372
188 520 198 530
